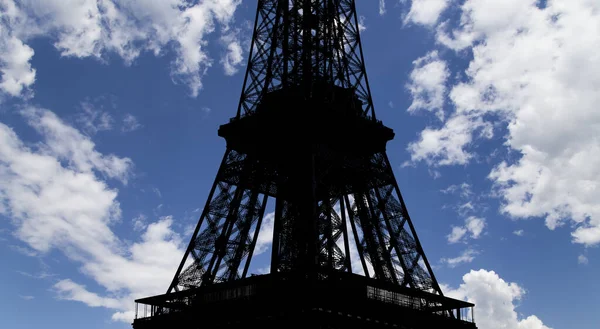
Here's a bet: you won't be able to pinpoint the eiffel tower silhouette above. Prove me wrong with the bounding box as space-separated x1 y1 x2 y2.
133 1 476 328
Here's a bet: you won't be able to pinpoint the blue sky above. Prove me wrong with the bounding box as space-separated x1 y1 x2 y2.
1 1 599 329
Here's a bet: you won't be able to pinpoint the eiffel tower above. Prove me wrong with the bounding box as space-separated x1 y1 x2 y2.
133 1 476 328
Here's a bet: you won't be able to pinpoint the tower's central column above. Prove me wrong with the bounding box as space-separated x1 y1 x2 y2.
301 0 313 98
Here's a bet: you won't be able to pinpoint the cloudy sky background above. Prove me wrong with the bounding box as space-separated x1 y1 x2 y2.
1 1 598 328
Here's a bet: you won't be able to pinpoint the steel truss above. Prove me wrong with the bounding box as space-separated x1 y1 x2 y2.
166 0 442 302
236 0 376 119
168 147 442 296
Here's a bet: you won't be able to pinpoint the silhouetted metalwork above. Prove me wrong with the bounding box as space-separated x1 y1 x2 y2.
133 1 477 328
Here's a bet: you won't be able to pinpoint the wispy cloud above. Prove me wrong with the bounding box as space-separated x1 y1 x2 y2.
152 187 162 198
379 0 386 16
122 114 142 132
220 30 245 76
10 244 38 257
77 102 113 135
17 270 56 280
441 249 478 268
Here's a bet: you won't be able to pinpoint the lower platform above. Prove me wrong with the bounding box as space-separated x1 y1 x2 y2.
133 272 476 329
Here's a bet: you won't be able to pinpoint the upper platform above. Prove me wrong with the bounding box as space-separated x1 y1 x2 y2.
219 85 394 160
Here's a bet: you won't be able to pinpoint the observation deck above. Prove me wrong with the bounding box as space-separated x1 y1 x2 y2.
133 272 476 329
219 85 395 159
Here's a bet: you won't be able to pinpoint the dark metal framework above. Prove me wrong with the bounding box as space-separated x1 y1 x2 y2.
236 0 376 119
168 0 440 296
134 1 476 328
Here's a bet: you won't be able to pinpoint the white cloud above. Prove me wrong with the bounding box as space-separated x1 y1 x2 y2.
440 248 478 267
20 107 132 184
447 226 467 244
578 254 588 265
0 0 243 98
443 269 551 329
0 0 36 97
254 211 274 256
407 113 493 166
465 216 485 238
409 0 600 246
132 214 147 232
358 15 367 32
255 266 270 275
19 295 34 300
122 114 142 132
77 102 113 135
0 107 184 323
53 216 184 323
0 35 36 97
220 30 244 76
17 260 56 280
379 0 386 15
54 279 123 309
513 229 524 236
441 182 473 199
405 0 451 26
10 244 38 257
407 50 449 120
440 182 489 220
458 201 475 215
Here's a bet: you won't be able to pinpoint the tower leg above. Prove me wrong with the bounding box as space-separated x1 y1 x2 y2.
168 149 269 291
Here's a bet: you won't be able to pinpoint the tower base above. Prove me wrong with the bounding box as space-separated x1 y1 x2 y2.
133 272 476 329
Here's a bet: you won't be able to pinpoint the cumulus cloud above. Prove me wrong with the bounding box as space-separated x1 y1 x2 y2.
443 269 552 329
513 229 524 236
408 113 493 166
465 216 485 238
0 35 36 98
578 254 588 265
0 107 184 323
0 0 243 98
447 226 468 244
408 0 600 246
404 0 451 26
406 50 449 120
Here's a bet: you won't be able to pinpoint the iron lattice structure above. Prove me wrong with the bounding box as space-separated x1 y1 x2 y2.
133 1 476 328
